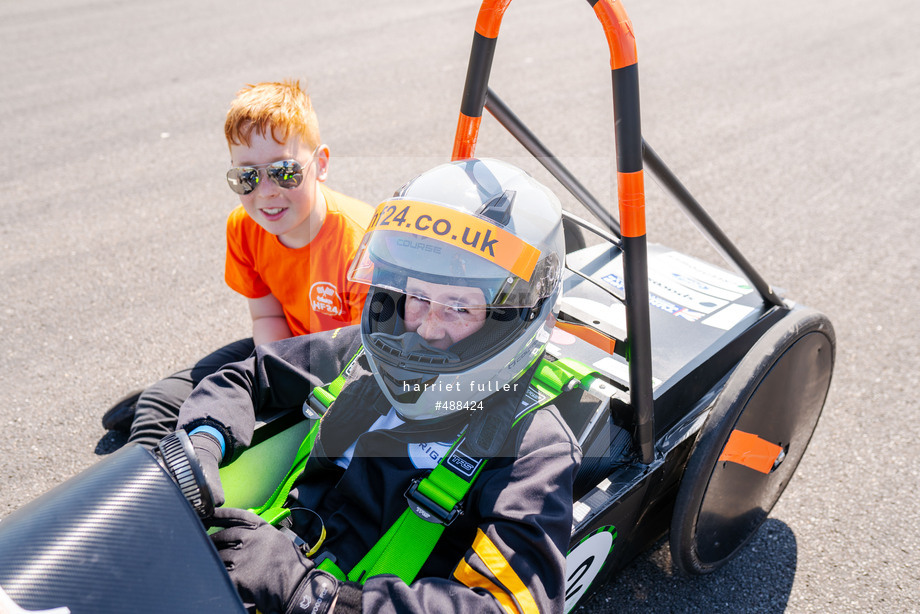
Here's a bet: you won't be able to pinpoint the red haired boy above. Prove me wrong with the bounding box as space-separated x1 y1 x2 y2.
105 80 371 447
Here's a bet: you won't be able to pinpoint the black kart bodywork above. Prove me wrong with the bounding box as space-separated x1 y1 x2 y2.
0 445 246 613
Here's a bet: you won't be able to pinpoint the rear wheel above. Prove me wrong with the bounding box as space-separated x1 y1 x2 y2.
669 307 835 575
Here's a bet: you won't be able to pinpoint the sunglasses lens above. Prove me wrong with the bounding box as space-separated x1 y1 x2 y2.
267 160 305 190
227 167 259 195
227 159 308 194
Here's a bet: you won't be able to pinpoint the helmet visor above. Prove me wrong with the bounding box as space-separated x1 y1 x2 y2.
348 199 548 308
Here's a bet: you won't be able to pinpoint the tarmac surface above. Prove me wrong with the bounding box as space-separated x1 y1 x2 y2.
2 0 919 612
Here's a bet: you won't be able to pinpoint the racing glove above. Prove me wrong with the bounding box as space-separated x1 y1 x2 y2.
209 507 363 614
189 430 225 508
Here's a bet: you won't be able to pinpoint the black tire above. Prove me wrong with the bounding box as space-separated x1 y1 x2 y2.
563 217 587 253
669 306 835 575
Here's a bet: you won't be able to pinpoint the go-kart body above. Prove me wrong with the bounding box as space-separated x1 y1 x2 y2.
0 245 833 614
0 445 246 613
0 1 835 613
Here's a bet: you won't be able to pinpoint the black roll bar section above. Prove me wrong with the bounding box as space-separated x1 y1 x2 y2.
484 87 785 309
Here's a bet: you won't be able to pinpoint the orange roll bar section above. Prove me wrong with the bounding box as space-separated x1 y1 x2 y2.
451 0 655 463
452 114 482 162
475 0 512 39
617 170 645 238
592 0 638 70
452 0 641 163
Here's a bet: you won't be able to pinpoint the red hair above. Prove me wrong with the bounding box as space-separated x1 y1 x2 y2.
224 80 321 149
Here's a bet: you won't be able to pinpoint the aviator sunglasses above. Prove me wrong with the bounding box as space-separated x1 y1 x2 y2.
226 154 318 195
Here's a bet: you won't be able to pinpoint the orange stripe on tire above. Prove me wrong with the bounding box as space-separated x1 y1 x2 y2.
718 430 784 474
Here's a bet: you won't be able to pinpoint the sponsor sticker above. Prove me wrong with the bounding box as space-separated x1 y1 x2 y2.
408 440 453 470
593 356 662 389
702 303 756 330
602 273 706 321
309 281 344 317
366 199 540 281
657 251 753 296
645 272 727 314
514 385 548 420
445 448 482 478
599 251 760 323
564 526 617 613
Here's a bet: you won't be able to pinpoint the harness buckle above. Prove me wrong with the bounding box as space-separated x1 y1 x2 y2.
404 478 463 526
305 389 332 418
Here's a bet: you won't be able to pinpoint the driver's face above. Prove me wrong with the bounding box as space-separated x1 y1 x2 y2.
404 278 487 350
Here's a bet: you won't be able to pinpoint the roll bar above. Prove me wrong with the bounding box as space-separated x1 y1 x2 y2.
451 0 655 463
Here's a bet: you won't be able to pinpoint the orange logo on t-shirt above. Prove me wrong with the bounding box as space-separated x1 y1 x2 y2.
310 281 344 317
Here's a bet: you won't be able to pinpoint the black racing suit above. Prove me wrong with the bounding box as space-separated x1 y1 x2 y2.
178 326 582 614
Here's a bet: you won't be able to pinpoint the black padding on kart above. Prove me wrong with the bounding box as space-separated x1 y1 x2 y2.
555 386 632 500
612 64 643 174
574 420 632 500
461 32 497 117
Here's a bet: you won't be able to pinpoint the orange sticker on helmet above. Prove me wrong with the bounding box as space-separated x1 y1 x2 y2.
366 200 540 281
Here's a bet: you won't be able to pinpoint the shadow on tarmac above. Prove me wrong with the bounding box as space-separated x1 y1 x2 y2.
576 519 796 613
95 430 129 455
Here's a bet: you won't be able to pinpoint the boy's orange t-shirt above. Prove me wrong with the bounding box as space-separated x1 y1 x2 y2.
224 185 373 336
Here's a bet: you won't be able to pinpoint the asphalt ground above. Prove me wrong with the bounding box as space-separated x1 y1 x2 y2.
1 0 918 612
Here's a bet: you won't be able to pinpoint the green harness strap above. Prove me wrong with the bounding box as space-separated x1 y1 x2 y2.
251 349 364 525
318 356 598 585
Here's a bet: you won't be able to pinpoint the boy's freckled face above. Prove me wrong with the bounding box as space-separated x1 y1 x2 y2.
229 131 325 247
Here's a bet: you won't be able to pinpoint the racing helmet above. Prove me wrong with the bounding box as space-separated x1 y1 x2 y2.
347 158 565 420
